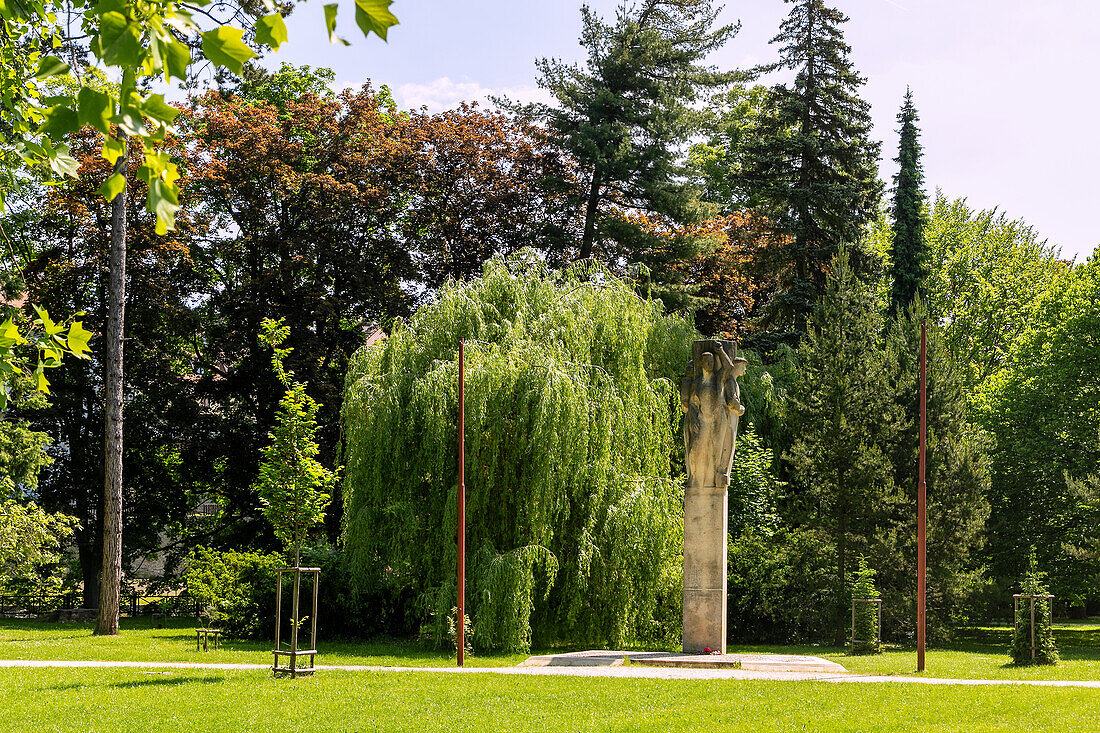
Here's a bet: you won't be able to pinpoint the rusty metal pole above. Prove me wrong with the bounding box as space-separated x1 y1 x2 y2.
917 318 927 672
457 339 466 667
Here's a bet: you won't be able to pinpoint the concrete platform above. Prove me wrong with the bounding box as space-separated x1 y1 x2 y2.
518 650 847 674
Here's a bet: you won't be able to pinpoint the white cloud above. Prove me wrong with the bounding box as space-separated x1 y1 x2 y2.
389 76 554 113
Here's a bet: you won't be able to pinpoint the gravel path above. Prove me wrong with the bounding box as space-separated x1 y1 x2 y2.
2 658 1099 688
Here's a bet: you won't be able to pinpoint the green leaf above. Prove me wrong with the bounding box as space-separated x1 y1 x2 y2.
96 171 126 201
147 178 180 235
66 321 93 358
140 94 181 125
92 0 129 16
94 11 143 67
37 105 79 139
113 96 148 137
45 142 80 178
164 39 191 81
255 13 288 51
34 365 50 394
323 4 348 45
201 25 257 75
0 318 26 348
77 87 113 134
33 304 62 336
102 136 127 165
353 0 398 40
33 55 70 81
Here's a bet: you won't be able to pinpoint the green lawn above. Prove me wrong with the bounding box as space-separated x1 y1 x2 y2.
3 617 1100 681
0 617 528 667
2 666 1099 732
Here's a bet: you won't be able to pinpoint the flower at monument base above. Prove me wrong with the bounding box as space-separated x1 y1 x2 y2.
702 647 712 654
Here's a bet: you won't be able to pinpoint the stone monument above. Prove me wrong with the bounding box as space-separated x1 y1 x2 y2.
680 339 746 653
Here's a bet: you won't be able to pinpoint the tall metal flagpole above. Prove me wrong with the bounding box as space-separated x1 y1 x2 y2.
917 319 927 672
457 339 466 667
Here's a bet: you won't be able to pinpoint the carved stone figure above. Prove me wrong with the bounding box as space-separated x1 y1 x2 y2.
680 339 747 654
680 340 747 491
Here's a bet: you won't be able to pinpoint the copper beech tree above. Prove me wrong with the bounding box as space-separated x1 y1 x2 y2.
179 83 584 532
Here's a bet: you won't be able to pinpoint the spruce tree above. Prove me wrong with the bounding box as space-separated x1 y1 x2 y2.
519 1 739 268
889 89 929 314
785 248 902 645
742 0 883 344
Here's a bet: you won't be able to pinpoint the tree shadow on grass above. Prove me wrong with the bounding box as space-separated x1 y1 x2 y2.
110 675 227 689
46 675 227 691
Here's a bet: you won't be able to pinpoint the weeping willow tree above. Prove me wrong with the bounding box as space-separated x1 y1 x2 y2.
342 254 695 652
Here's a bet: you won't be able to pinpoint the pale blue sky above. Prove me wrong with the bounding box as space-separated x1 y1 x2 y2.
271 1 1100 262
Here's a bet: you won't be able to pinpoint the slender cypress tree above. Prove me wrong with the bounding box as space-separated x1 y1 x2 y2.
889 89 928 313
741 0 882 344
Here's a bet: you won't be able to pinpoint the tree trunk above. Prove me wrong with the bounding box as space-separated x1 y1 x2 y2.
95 137 128 636
579 167 603 260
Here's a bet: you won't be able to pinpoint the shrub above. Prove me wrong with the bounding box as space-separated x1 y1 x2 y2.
850 556 881 655
727 527 834 643
184 547 283 639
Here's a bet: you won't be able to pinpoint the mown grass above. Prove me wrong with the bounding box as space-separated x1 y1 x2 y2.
0 617 528 667
3 617 1100 681
2 666 1099 733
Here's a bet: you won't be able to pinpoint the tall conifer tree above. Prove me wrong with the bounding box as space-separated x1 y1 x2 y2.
889 89 928 313
742 0 882 344
785 248 902 645
520 1 739 266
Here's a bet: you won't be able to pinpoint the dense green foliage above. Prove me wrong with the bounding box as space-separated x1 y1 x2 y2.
885 306 991 638
183 546 282 639
0 387 76 593
739 0 883 343
342 255 695 651
922 193 1066 391
733 253 990 645
726 526 833 642
977 251 1100 603
888 90 928 314
3 0 1097 648
727 427 782 537
0 0 397 232
688 85 772 214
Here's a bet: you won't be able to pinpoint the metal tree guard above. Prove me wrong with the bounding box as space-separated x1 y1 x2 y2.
850 598 883 654
1014 593 1055 661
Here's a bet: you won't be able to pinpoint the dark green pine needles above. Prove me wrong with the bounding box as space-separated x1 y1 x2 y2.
889 89 929 314
517 0 739 310
741 0 883 344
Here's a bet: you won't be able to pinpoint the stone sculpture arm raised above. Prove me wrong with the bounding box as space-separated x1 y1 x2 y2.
728 371 746 418
717 348 747 417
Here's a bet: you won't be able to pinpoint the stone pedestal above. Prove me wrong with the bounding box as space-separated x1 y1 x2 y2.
683 486 728 653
